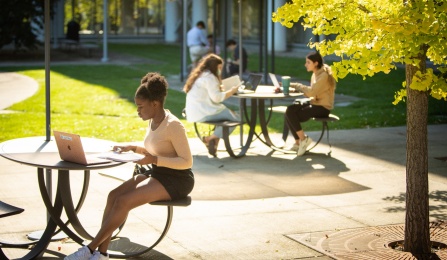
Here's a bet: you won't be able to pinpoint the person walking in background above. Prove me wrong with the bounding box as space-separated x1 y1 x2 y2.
187 21 209 68
183 54 240 157
285 52 336 156
64 72 194 260
225 39 248 76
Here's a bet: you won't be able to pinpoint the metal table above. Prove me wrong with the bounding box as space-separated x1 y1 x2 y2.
0 136 124 259
232 88 303 153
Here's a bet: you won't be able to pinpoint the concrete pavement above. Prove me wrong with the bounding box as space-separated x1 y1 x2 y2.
0 66 446 259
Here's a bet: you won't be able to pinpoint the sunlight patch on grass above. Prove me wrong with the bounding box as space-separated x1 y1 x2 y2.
1 43 445 144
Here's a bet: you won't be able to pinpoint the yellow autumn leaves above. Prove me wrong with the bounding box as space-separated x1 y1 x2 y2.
272 0 447 104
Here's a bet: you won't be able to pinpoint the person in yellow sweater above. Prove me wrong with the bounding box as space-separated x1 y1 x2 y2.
285 52 336 156
65 72 194 260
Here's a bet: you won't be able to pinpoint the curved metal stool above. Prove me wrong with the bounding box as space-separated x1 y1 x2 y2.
108 196 192 259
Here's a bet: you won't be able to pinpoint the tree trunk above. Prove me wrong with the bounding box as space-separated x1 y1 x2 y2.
404 52 430 254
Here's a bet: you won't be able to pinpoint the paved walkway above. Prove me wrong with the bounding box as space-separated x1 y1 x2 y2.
0 57 446 259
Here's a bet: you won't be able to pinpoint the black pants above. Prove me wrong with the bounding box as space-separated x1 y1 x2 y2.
285 104 330 140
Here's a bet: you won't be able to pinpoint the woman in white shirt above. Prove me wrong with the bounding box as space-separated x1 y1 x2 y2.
183 54 239 157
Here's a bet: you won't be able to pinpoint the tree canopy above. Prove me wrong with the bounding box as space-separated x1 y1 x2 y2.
272 0 447 104
273 0 447 255
0 0 52 51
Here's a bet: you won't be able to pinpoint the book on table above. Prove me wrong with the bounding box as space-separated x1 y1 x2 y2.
222 75 242 91
97 151 145 162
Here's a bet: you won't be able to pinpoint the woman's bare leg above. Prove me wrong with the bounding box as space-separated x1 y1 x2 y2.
204 134 219 143
88 175 170 253
295 130 306 144
86 174 146 253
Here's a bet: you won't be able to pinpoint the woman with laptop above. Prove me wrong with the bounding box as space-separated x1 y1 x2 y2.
285 52 336 156
65 72 194 260
183 54 240 157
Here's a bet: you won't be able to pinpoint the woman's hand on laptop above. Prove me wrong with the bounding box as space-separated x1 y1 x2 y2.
112 145 137 153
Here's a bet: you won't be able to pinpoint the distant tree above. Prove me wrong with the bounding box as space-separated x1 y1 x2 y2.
273 0 447 256
0 0 54 51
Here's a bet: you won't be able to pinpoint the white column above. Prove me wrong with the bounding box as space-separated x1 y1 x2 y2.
226 0 233 39
121 0 134 34
165 0 178 42
102 0 108 62
268 0 287 52
192 0 207 26
51 1 65 48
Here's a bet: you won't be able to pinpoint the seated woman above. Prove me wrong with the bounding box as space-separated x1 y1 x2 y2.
183 54 240 157
65 72 194 260
285 52 336 156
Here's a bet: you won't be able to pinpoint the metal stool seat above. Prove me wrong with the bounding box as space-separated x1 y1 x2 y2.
307 114 340 155
282 114 340 155
0 201 25 259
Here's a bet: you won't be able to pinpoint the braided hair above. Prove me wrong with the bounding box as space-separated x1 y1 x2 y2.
135 72 168 104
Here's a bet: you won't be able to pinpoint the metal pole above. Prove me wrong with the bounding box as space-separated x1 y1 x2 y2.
237 0 244 145
271 0 275 73
223 0 228 78
212 0 217 53
264 0 268 82
258 0 263 75
44 0 53 227
102 0 109 62
261 0 269 83
44 0 51 141
238 0 243 78
181 0 188 81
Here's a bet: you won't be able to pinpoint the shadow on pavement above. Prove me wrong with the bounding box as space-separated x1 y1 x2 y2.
190 151 369 200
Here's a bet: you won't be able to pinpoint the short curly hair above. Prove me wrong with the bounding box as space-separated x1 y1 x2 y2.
135 72 168 104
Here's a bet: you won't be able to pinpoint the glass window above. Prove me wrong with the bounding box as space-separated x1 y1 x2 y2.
232 0 260 40
64 0 165 36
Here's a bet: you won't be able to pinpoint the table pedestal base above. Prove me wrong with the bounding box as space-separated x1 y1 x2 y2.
27 230 67 241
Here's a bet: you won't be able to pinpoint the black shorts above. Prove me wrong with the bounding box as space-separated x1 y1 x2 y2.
145 165 194 200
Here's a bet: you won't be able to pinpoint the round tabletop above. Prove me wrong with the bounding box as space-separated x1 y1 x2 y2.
0 136 125 170
232 87 303 99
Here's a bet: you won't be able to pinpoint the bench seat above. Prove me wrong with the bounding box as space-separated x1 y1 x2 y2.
282 114 340 155
182 109 247 158
0 201 27 259
194 121 247 158
107 196 192 258
150 195 192 207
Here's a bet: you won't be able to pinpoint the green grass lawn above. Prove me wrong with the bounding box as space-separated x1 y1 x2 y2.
0 43 445 143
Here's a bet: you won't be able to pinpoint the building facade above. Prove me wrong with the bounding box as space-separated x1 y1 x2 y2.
54 0 319 53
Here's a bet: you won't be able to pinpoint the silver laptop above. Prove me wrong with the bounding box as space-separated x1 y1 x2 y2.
269 73 281 88
53 130 111 165
237 73 263 94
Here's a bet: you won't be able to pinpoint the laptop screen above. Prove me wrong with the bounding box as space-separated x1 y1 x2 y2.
269 73 280 88
247 74 263 91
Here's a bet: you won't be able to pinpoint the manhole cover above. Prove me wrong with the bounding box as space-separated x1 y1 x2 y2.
287 222 447 259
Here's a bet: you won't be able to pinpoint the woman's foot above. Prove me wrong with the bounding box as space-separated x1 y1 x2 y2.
90 251 109 260
202 136 219 157
64 246 93 260
208 138 217 157
297 136 313 156
287 143 300 152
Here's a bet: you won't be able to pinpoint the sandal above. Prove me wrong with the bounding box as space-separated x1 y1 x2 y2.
208 139 217 157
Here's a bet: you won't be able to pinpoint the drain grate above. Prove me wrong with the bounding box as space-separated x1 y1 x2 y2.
287 222 447 259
